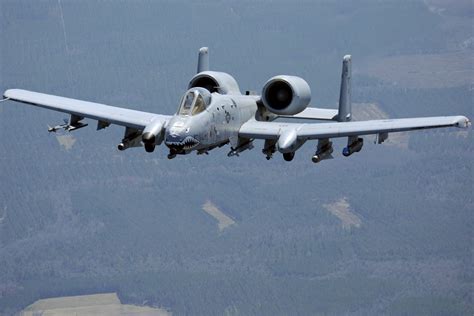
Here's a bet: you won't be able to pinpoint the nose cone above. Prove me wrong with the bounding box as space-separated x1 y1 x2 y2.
165 117 201 151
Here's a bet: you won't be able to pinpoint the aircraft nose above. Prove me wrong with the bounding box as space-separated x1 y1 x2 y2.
165 133 200 150
165 133 184 144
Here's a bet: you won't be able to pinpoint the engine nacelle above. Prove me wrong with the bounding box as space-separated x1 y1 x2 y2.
188 71 241 95
261 75 311 115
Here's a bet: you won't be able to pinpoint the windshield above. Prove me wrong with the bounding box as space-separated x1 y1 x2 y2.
178 88 211 116
178 91 195 116
192 95 206 115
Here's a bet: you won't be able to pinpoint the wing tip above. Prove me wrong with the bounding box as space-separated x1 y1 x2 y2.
456 116 471 128
3 88 24 99
3 89 13 98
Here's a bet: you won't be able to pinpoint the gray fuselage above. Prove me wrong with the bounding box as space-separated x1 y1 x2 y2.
165 92 257 155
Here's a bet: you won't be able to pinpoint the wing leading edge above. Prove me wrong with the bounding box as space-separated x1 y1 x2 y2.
239 116 470 140
3 89 171 130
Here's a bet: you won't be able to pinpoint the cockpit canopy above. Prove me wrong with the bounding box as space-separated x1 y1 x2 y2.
178 87 212 116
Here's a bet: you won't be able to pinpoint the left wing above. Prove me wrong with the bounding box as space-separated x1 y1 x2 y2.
239 116 470 140
3 89 171 130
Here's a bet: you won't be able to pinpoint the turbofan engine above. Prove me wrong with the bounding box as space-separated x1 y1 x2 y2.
188 71 241 95
261 75 311 115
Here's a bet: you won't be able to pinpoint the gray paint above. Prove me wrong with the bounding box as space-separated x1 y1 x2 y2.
2 48 470 161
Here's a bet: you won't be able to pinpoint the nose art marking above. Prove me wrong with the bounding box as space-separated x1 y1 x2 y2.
165 135 200 150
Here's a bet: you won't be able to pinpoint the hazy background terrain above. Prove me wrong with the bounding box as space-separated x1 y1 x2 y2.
0 0 472 315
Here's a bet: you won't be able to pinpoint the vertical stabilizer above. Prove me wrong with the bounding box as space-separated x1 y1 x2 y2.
197 47 209 73
337 55 352 122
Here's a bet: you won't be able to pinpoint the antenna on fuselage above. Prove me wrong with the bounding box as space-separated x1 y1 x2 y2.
197 47 209 73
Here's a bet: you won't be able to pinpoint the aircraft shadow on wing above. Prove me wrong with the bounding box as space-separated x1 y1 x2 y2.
2 47 471 163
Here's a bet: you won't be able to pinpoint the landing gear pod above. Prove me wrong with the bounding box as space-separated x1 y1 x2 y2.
283 152 295 162
142 118 165 153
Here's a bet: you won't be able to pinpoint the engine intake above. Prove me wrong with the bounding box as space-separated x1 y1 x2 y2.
189 71 241 95
261 75 311 115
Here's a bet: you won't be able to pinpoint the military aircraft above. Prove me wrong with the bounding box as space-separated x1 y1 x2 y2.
2 47 470 162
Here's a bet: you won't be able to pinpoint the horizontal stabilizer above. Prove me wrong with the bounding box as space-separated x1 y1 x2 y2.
278 107 338 120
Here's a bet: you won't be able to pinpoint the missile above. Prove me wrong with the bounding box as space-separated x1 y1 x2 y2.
312 147 333 163
228 140 254 157
312 141 333 163
343 137 363 157
117 142 128 151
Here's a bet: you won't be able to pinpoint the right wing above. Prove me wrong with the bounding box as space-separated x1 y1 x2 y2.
3 89 171 130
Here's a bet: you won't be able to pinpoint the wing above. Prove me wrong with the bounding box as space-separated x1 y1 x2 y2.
239 116 470 140
3 89 171 130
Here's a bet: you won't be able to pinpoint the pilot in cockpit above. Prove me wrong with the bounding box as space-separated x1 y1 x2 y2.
178 88 211 116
